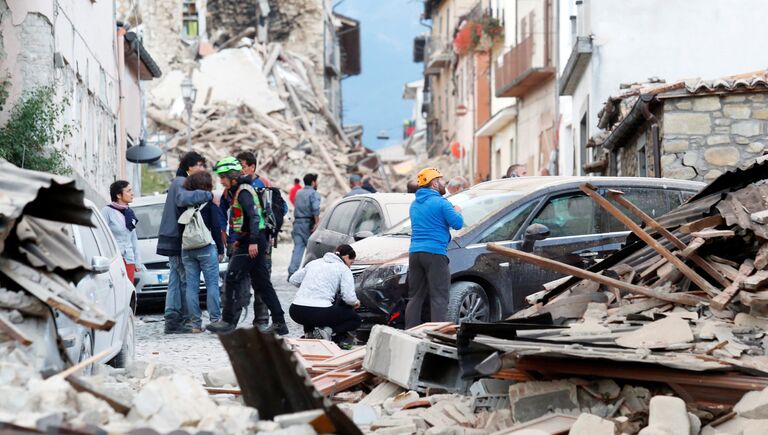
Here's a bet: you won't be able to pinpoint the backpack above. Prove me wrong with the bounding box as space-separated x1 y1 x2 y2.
256 187 287 241
178 203 213 250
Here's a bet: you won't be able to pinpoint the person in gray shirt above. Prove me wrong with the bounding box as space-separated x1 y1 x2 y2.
102 180 142 283
288 173 321 277
344 174 369 198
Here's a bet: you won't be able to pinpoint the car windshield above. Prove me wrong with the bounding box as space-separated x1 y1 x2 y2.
134 203 165 240
384 189 526 237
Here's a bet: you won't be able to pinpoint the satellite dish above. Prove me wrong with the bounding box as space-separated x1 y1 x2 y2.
126 139 163 164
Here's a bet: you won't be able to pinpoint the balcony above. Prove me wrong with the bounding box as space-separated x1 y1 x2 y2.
425 36 453 75
494 34 555 98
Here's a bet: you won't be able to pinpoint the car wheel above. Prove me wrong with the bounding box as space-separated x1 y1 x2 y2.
446 281 491 324
78 330 95 375
109 310 136 368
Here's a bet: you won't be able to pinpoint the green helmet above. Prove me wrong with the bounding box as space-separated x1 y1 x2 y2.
214 156 242 174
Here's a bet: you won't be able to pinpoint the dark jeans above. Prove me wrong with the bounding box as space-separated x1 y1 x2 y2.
289 303 361 336
222 240 285 325
252 243 272 326
404 252 450 328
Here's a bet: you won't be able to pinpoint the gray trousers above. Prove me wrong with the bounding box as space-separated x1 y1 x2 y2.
404 252 450 328
288 220 312 276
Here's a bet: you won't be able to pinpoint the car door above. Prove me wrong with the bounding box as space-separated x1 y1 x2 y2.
90 208 129 346
310 199 362 260
350 200 384 238
74 222 117 350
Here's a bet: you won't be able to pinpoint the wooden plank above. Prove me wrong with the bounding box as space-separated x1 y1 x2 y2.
641 258 668 279
711 262 740 282
218 26 257 50
262 43 282 77
0 315 33 345
205 386 242 395
486 243 706 306
710 255 740 268
740 270 768 290
711 260 755 310
691 229 736 239
680 215 725 234
51 345 121 381
607 298 669 317
313 347 366 370
583 184 719 297
681 237 706 257
311 137 350 192
608 190 729 288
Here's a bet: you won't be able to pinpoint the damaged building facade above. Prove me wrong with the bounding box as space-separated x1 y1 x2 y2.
588 74 768 182
0 0 161 202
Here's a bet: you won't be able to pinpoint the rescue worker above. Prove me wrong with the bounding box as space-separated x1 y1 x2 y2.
404 168 464 328
207 157 288 335
288 173 321 277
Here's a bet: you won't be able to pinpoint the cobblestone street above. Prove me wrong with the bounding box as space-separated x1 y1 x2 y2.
135 243 303 378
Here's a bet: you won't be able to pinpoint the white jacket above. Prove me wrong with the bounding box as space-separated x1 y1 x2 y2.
290 253 359 308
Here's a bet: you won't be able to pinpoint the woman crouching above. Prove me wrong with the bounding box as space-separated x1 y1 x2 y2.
289 244 361 347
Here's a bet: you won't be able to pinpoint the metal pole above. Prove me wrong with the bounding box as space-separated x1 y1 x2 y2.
186 103 192 152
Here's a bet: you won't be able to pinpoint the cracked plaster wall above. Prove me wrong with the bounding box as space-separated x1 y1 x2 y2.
0 0 121 202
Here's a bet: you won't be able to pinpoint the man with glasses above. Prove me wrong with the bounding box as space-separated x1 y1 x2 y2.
157 152 214 334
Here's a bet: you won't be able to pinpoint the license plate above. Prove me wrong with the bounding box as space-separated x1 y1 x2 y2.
157 273 168 283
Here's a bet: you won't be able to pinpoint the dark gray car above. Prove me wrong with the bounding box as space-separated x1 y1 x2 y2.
302 193 414 267
350 176 705 331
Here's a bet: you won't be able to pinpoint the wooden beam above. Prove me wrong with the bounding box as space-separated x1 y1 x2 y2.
51 345 121 381
67 376 132 415
691 229 735 239
0 315 32 346
679 215 725 234
218 26 257 50
262 43 282 77
607 190 729 288
583 184 720 297
310 138 349 192
486 243 706 306
711 260 754 311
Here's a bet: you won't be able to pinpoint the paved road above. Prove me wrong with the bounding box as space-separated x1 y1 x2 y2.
135 243 304 378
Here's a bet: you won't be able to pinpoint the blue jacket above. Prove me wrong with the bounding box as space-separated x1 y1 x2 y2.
409 188 464 256
156 168 214 256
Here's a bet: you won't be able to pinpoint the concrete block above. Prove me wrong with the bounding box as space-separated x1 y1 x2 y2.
274 409 324 428
360 381 405 406
647 396 690 434
352 404 379 426
735 386 768 418
615 317 693 349
509 380 579 423
203 367 238 387
569 413 616 435
363 325 471 393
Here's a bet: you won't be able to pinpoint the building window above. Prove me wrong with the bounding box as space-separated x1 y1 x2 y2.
579 112 588 175
182 0 200 38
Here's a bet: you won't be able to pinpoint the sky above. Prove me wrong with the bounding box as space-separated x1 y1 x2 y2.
335 0 426 150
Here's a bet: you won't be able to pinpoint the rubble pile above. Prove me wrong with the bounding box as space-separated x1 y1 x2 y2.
148 40 379 204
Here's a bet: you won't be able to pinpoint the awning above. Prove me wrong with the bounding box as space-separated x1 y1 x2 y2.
475 105 518 137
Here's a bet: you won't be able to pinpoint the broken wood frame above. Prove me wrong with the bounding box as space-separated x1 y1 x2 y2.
486 243 706 306
581 183 720 297
606 189 729 288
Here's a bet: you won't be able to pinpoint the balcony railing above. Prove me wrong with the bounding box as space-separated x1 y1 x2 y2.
494 34 555 98
425 36 452 75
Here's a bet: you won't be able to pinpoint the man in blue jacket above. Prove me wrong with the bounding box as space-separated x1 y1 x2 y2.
405 168 464 328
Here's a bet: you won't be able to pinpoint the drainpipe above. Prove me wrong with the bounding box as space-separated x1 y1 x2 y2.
640 98 661 178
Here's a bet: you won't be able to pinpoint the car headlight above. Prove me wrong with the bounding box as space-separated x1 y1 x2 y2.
360 263 409 290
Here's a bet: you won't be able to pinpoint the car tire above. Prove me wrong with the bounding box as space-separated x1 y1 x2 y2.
446 281 492 324
78 329 95 375
109 310 136 368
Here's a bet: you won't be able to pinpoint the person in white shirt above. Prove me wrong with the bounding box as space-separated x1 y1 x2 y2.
289 244 361 346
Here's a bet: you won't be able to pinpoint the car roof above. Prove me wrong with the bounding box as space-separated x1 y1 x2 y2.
470 176 704 194
132 194 168 207
342 192 414 205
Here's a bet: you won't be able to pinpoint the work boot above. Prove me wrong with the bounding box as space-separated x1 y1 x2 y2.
206 320 235 333
312 327 333 341
334 332 356 350
265 322 289 336
253 321 270 332
164 313 192 334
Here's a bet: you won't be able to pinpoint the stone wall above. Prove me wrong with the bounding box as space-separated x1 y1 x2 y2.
659 93 768 181
139 0 185 76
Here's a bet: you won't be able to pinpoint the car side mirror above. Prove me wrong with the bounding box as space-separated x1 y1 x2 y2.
91 256 111 274
354 231 374 241
521 224 550 252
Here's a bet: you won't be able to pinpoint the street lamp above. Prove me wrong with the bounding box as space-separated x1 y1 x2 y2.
180 77 197 152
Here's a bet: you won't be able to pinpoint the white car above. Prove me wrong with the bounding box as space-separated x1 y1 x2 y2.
132 194 227 307
56 199 136 370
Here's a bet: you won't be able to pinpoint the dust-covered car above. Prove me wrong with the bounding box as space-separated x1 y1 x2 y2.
301 193 414 266
351 176 704 333
56 199 137 369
